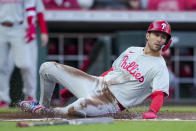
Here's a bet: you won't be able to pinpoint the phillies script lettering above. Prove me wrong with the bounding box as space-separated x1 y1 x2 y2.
121 56 144 82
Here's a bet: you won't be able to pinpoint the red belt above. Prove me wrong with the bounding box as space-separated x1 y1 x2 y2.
1 21 23 27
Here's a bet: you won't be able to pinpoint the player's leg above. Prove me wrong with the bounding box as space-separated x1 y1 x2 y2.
20 86 121 117
20 61 122 116
38 62 121 117
0 26 12 107
7 52 15 80
38 62 100 108
10 25 33 102
10 25 31 70
0 46 11 107
53 96 121 117
21 39 38 101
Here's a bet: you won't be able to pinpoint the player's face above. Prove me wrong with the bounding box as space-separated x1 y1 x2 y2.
146 31 168 52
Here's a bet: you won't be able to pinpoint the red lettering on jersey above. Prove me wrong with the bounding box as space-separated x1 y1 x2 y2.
135 73 141 79
138 76 144 82
121 56 128 69
121 55 144 83
127 62 138 77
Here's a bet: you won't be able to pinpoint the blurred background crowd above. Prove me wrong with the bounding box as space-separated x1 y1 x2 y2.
42 0 196 11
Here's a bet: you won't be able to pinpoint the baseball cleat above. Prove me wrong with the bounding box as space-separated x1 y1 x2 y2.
19 101 55 116
19 101 45 114
142 111 157 119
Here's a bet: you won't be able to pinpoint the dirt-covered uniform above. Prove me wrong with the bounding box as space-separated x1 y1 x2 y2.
35 46 169 117
20 20 171 119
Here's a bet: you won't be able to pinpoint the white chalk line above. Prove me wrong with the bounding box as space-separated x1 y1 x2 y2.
0 118 68 122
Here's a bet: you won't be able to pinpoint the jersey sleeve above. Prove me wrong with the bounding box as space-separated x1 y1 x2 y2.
24 0 36 26
24 0 36 17
36 0 45 13
151 65 169 96
36 0 48 34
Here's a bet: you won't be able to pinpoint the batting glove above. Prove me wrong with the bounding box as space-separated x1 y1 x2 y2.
142 110 157 119
25 24 36 43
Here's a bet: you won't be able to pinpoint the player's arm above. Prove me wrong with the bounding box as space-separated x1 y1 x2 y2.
142 91 165 119
24 0 36 43
36 0 48 46
143 66 169 119
37 12 48 46
99 68 114 77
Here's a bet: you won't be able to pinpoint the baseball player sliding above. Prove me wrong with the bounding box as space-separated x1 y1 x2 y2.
20 20 172 119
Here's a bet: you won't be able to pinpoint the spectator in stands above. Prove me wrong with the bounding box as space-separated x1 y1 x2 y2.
77 0 95 9
43 0 94 9
140 0 148 9
43 0 80 9
127 0 142 10
93 0 127 10
185 0 196 10
147 0 186 11
180 63 193 77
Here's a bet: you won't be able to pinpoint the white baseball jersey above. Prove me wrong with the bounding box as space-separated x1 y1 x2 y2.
36 0 45 13
23 0 44 27
104 47 169 108
0 0 35 23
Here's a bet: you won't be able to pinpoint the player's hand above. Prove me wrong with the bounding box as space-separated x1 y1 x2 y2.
142 110 157 119
25 24 36 43
41 33 48 46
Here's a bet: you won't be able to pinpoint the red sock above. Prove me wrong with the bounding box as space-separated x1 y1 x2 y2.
149 91 165 114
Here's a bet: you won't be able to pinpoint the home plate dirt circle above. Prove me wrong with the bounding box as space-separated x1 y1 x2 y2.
1 111 196 121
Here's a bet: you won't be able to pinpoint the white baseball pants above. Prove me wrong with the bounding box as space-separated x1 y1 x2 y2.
0 24 32 103
39 62 121 117
8 39 38 101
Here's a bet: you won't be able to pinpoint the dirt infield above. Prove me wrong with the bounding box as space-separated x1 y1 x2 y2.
0 111 196 121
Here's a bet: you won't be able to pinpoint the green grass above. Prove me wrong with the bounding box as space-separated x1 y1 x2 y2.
1 106 196 131
0 108 21 114
1 121 196 131
160 106 196 112
130 106 196 112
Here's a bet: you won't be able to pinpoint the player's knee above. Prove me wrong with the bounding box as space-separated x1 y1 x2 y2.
39 62 56 76
67 98 87 117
